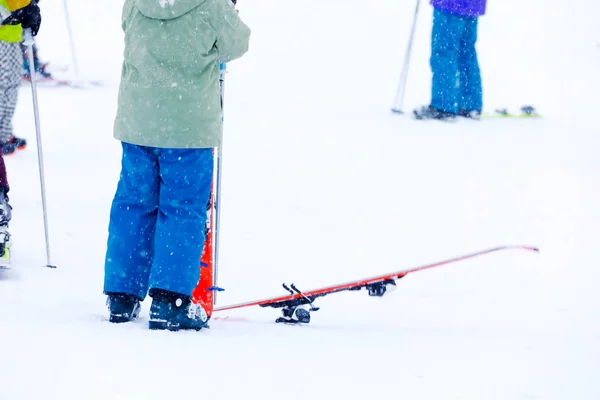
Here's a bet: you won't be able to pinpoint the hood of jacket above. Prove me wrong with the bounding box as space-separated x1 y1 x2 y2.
135 0 207 20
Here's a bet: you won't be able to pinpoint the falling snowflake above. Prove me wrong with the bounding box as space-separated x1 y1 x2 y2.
158 0 175 8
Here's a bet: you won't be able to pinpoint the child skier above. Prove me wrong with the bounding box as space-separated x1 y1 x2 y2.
0 0 42 259
103 0 250 331
0 0 38 154
414 0 487 121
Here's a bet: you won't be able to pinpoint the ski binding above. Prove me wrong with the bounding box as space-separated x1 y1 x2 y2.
270 279 399 325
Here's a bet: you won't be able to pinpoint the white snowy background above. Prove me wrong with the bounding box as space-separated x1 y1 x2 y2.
1 0 599 399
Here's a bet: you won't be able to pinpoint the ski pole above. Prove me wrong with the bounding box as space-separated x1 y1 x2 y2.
23 28 56 269
213 61 226 304
212 0 237 300
62 0 79 77
391 0 420 114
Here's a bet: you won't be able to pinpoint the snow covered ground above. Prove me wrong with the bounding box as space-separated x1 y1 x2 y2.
1 0 599 399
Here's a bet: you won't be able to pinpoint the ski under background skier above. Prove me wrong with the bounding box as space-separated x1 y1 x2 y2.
0 0 39 154
0 0 41 260
414 0 487 121
103 0 250 331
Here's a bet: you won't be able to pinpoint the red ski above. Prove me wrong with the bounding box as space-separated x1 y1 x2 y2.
213 245 539 324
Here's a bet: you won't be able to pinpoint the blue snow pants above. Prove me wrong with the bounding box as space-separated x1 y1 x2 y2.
104 142 214 300
430 8 482 114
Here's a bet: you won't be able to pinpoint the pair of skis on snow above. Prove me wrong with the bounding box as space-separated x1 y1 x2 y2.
194 242 539 325
481 105 541 119
214 245 539 324
22 76 103 89
405 105 542 121
190 65 540 325
191 150 540 325
21 63 103 89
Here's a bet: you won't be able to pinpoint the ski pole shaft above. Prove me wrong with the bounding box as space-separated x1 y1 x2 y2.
23 29 56 269
391 0 420 113
213 62 226 304
62 0 79 77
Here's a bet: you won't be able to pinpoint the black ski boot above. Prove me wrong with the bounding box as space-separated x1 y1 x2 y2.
148 289 208 331
2 137 27 156
106 292 141 323
458 109 482 120
413 105 456 121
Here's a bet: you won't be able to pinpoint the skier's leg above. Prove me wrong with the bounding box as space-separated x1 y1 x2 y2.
0 42 24 154
0 155 10 226
104 142 160 300
20 44 30 78
0 155 9 192
149 147 213 297
0 155 10 259
458 16 482 114
30 44 51 78
32 44 40 72
147 148 213 330
430 9 465 114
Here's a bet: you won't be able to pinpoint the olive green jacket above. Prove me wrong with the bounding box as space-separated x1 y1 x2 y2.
114 0 250 148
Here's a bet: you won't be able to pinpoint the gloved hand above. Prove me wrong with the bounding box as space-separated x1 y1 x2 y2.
10 1 41 36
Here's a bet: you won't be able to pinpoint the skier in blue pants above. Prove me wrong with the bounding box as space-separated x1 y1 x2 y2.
103 0 250 331
104 144 214 317
414 0 487 120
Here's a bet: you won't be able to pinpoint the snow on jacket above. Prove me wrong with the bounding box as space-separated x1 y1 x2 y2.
114 0 251 149
430 0 487 17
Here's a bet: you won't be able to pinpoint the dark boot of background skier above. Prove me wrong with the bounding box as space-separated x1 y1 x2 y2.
0 156 12 263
